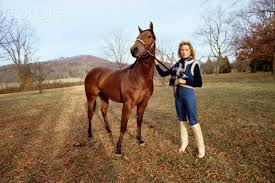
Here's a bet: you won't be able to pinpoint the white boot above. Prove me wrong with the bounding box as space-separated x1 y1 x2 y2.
191 123 205 158
179 121 188 152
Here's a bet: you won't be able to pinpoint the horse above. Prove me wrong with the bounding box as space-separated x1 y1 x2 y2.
84 22 156 156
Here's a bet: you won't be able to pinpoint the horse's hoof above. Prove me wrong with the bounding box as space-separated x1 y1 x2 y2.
106 128 112 133
139 142 145 146
88 134 93 138
115 153 122 158
137 138 145 146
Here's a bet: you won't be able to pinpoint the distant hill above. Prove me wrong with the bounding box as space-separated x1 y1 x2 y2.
0 55 117 83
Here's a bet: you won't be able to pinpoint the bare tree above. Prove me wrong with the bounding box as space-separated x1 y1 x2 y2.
0 10 13 61
155 42 176 85
0 11 10 44
79 64 89 79
156 42 177 65
0 20 35 89
30 62 52 93
0 12 6 45
195 8 233 75
104 31 129 69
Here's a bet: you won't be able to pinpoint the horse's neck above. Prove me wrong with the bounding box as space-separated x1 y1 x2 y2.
133 56 155 80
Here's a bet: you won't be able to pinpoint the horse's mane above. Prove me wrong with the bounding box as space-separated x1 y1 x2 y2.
129 60 138 69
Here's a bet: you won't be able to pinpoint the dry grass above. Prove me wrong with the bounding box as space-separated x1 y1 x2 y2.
0 72 274 182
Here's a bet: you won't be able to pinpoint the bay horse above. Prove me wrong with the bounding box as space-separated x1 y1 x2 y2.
84 22 156 156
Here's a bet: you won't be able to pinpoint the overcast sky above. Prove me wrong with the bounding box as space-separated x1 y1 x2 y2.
0 0 250 64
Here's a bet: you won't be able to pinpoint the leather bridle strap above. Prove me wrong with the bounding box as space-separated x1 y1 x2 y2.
136 38 170 71
136 38 155 50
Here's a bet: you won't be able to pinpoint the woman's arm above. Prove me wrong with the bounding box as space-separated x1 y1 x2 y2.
155 60 172 77
185 64 202 87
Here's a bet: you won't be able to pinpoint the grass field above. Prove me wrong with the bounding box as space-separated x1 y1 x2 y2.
0 72 274 182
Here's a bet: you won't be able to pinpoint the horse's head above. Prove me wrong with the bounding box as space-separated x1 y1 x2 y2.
130 22 156 58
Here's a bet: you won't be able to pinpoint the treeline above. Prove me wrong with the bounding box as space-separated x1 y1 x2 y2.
200 55 273 75
195 0 274 75
200 56 232 74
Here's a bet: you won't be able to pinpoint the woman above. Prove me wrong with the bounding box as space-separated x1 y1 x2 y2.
155 41 205 158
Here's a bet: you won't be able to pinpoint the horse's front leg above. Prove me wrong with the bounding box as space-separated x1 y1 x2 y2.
116 101 134 156
136 100 148 146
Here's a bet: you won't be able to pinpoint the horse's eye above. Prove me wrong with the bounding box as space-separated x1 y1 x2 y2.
148 35 151 38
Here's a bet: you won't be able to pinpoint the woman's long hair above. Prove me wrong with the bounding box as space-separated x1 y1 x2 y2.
177 41 196 59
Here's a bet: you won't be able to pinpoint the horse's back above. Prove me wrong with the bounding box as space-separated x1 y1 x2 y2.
84 67 114 95
85 67 114 81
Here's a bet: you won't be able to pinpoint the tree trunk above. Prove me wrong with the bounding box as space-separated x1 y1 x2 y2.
255 61 257 73
19 75 33 91
215 56 220 75
39 86 42 93
16 64 33 91
272 53 275 76
35 79 44 93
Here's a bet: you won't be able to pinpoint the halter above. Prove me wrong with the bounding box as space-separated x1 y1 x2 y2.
135 36 170 70
136 38 155 51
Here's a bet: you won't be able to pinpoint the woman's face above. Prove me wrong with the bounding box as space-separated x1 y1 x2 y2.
180 44 191 58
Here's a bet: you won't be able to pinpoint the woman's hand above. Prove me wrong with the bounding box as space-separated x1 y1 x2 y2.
178 78 186 84
154 59 158 65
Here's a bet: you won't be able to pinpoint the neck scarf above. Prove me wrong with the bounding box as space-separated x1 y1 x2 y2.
169 56 193 86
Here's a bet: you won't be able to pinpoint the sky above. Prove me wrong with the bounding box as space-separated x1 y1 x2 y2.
0 0 250 64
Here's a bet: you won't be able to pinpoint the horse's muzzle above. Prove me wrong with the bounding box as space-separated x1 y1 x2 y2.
131 47 138 58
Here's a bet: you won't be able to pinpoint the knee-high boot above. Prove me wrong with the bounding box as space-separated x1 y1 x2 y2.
191 123 205 158
179 121 189 152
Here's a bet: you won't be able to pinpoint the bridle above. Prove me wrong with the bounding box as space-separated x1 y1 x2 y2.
135 37 170 70
136 38 155 52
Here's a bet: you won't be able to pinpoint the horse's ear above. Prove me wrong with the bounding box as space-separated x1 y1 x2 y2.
138 26 143 33
149 21 153 31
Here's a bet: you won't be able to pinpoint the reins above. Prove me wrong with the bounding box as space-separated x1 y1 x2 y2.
147 50 170 70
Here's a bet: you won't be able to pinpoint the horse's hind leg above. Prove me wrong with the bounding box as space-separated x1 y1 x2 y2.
99 92 111 133
87 95 97 138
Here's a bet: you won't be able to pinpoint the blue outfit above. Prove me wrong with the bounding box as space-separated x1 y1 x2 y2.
155 57 202 126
